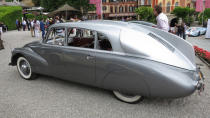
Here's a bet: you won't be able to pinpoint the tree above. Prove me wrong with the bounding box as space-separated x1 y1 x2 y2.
171 7 196 26
204 8 210 20
198 8 210 25
171 7 188 19
135 6 155 23
32 0 41 6
40 0 94 13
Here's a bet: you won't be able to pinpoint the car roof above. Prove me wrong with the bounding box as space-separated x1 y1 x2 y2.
129 21 157 26
50 20 150 41
51 20 130 30
51 20 150 32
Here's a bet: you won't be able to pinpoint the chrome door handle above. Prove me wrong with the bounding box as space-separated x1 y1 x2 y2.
86 55 94 60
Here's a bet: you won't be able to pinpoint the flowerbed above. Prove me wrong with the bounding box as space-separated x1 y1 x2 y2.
194 46 210 64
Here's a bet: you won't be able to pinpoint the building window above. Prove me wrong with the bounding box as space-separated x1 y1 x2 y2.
110 6 113 13
159 2 162 7
148 0 151 5
110 0 118 2
141 0 145 5
175 2 179 7
129 6 133 12
187 3 190 8
103 6 107 11
127 0 137 1
125 5 128 12
119 6 123 13
115 6 118 13
102 0 106 3
167 2 171 13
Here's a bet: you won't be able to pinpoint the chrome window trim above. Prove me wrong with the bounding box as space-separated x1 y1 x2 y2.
43 26 66 44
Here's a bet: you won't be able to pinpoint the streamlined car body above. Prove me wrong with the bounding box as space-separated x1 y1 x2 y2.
129 21 157 27
186 27 207 37
10 20 205 103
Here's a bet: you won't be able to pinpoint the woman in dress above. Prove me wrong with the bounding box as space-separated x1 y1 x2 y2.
34 20 40 38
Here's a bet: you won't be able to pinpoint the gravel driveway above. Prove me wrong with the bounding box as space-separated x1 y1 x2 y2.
0 31 209 118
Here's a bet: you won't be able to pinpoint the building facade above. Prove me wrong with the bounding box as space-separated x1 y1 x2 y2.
102 0 138 19
88 0 193 20
191 0 206 9
88 0 138 20
150 0 192 13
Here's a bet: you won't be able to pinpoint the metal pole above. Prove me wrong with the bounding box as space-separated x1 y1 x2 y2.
202 12 204 26
101 0 103 20
66 10 67 20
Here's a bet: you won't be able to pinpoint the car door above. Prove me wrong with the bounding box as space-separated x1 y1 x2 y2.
61 28 96 85
33 27 66 77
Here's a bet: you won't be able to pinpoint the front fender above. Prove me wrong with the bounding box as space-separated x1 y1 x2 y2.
10 47 48 74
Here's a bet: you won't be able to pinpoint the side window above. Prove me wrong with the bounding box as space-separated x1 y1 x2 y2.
67 28 95 49
97 33 112 51
45 27 65 46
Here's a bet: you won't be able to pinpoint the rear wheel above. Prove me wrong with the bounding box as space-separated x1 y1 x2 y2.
17 57 37 80
113 91 144 104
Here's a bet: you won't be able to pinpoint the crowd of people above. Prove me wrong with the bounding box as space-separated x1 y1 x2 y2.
15 16 81 40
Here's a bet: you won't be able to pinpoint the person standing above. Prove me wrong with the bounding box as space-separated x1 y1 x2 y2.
26 19 30 31
30 19 34 37
55 16 60 24
22 19 26 31
0 22 4 50
40 19 45 39
153 5 169 32
16 19 20 31
182 22 187 40
34 20 40 38
18 20 22 31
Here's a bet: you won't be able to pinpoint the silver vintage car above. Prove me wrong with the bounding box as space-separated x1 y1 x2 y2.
9 20 205 103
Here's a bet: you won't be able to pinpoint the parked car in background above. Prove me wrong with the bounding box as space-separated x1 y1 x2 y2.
186 27 207 37
9 20 204 104
129 21 157 27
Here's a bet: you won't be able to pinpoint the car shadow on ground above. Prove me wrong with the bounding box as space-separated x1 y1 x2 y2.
24 73 193 106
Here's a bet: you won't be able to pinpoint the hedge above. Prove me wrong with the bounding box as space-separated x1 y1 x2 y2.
26 14 48 21
26 14 35 19
0 6 22 30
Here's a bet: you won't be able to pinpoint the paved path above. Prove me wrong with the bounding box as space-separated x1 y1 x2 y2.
0 31 210 118
187 35 210 51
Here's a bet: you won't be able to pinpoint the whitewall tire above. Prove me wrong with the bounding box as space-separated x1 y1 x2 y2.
113 91 144 104
17 57 36 80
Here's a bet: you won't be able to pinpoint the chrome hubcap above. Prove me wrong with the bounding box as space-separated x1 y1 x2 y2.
19 60 30 76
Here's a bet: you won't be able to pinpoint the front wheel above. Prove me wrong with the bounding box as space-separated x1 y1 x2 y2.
113 91 144 104
17 57 37 80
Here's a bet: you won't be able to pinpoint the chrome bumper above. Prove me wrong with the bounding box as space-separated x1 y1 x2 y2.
196 69 205 94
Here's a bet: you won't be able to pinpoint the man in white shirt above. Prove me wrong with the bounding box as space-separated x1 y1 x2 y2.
22 20 27 31
154 5 169 32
